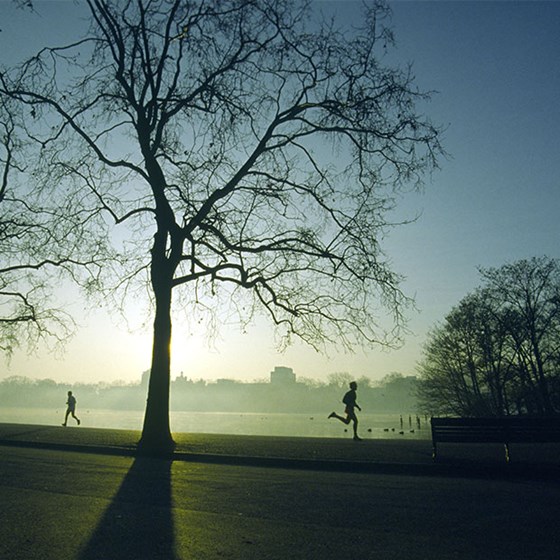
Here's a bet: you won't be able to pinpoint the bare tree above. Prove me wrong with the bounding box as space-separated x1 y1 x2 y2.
1 0 442 453
418 257 560 417
0 90 110 359
0 102 66 355
417 294 508 416
480 257 560 415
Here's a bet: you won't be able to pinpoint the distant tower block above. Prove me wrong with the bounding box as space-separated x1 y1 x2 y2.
270 366 296 385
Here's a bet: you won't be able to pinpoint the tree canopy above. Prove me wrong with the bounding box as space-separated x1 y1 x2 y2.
1 0 442 452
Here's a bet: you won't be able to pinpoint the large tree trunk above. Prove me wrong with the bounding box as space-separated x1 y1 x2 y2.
138 231 176 455
138 283 175 454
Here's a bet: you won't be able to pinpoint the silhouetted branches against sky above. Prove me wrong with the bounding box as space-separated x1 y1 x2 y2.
0 95 113 356
0 0 446 451
0 101 67 354
0 0 442 354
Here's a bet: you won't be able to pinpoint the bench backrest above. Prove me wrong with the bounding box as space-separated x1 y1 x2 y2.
431 417 560 443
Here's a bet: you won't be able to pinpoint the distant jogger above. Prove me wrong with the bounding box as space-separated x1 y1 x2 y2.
62 391 81 427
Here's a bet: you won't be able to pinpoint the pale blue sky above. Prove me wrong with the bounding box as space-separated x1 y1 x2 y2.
386 0 560 328
2 1 560 384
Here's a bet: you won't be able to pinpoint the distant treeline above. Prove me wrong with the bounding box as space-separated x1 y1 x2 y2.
0 373 418 414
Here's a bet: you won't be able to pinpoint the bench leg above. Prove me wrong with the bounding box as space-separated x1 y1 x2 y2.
432 443 437 462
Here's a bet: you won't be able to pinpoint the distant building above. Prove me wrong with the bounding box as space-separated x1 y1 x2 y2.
216 378 238 386
140 369 150 387
270 366 296 385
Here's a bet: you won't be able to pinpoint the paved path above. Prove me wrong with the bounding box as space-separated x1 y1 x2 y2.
0 423 560 559
1 446 560 559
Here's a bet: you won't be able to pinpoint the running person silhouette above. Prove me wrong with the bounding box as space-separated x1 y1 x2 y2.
329 381 362 440
62 391 81 426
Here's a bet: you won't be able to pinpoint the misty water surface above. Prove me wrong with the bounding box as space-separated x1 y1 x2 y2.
0 408 430 439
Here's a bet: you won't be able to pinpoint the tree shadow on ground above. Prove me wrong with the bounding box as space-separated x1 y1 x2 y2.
79 456 177 560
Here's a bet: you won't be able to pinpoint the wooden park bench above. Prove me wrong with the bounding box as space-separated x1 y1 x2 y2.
430 416 560 463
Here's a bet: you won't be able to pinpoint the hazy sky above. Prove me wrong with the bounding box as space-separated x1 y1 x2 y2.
2 1 559 384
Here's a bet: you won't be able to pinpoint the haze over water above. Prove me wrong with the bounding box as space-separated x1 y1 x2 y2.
0 408 428 439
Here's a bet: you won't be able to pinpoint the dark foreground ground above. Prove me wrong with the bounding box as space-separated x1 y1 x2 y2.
0 423 559 559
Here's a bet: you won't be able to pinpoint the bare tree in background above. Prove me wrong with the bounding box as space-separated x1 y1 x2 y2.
480 257 560 415
1 0 442 453
0 98 104 356
418 257 560 417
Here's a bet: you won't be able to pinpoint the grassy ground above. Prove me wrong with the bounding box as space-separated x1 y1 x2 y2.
1 421 560 475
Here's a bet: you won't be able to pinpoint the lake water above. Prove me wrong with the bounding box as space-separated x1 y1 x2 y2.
0 407 431 439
